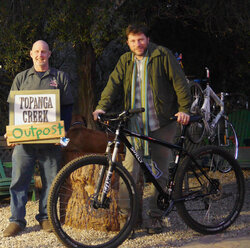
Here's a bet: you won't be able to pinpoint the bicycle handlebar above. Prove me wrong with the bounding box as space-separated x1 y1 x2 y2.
98 108 145 122
98 108 201 124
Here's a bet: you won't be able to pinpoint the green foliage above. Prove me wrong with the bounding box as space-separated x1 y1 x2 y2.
0 0 50 80
44 0 125 55
0 0 126 79
0 0 249 99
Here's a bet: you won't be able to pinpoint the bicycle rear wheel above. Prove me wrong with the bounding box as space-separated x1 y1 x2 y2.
174 146 245 234
211 119 238 172
48 155 138 248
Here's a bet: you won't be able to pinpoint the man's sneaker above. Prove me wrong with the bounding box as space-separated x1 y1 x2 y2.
39 220 53 232
3 223 23 237
145 217 163 234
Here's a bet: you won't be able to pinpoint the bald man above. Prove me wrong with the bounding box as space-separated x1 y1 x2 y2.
3 40 74 237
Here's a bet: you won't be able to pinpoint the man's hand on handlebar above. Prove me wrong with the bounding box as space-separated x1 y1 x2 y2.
93 109 106 121
175 112 190 125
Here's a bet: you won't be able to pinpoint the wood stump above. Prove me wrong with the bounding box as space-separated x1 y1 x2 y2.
61 160 120 231
60 124 144 231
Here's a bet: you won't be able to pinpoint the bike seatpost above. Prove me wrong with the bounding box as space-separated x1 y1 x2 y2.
205 67 210 85
220 92 225 101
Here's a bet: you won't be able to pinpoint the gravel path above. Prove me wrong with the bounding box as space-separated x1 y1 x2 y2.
0 170 249 248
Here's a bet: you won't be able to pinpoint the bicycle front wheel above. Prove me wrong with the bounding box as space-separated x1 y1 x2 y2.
48 155 138 248
189 81 203 115
187 81 206 144
211 119 239 172
215 119 239 159
174 146 245 234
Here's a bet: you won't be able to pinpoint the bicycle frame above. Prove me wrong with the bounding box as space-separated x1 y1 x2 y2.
115 128 184 196
201 85 224 130
97 116 217 213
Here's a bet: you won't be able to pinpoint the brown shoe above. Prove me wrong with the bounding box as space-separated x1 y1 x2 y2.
145 217 163 234
39 220 53 232
3 223 23 237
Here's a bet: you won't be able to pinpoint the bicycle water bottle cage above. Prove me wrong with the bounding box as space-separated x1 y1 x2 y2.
145 160 163 179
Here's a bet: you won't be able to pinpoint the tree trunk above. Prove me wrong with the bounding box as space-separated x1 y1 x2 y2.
74 42 96 129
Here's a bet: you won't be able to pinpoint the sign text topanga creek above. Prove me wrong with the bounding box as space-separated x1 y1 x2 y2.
7 90 63 144
14 94 57 125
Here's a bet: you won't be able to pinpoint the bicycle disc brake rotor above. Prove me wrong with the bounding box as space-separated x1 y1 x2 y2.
86 194 111 218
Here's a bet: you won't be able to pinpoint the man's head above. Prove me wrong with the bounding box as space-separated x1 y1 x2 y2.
126 24 150 60
30 40 51 72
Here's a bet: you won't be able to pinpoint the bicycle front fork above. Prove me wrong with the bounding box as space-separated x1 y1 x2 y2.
93 140 120 209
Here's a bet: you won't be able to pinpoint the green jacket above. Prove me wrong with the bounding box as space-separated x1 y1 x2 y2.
96 42 191 127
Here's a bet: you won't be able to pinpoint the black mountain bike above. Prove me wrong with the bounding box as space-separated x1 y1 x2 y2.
48 109 245 248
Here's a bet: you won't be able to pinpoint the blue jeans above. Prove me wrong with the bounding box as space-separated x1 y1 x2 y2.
9 144 61 228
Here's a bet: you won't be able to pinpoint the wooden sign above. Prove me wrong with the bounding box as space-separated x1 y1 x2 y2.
6 121 65 144
7 89 61 144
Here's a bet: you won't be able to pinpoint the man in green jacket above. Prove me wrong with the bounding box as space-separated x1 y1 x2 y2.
93 24 191 234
